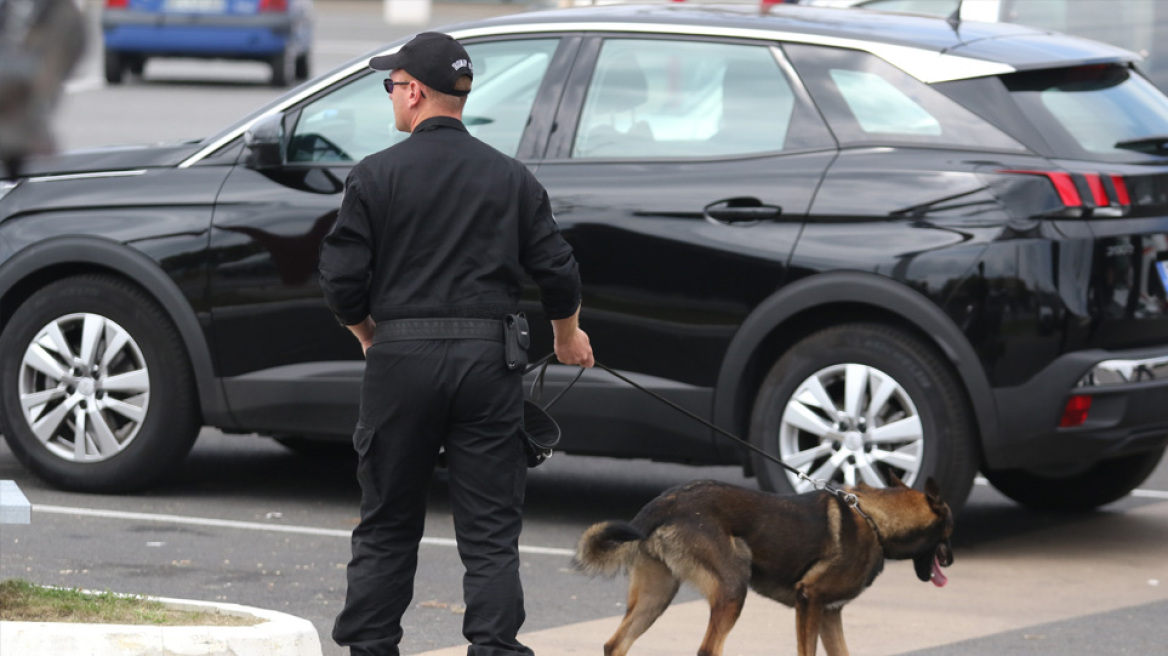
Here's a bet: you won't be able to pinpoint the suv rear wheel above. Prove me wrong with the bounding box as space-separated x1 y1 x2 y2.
749 323 978 511
0 275 200 492
983 447 1165 512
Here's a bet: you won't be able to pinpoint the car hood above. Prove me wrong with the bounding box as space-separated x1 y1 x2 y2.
16 141 205 178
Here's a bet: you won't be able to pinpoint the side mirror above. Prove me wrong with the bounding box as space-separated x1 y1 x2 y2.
243 114 285 170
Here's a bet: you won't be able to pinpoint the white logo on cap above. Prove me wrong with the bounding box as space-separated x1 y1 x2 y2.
451 58 472 72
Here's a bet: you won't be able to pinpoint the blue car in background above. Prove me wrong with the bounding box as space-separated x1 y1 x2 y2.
101 0 314 87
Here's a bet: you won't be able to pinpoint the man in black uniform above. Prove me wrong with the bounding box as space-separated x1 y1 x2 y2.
319 32 594 656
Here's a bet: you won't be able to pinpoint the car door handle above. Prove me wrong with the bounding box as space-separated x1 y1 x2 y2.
704 198 782 224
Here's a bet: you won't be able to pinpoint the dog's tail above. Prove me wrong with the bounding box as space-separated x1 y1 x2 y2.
573 521 645 577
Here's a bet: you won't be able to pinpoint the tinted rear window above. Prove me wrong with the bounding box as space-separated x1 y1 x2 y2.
1002 64 1168 162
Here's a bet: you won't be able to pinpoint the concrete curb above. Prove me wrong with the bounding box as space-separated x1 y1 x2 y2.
0 594 323 656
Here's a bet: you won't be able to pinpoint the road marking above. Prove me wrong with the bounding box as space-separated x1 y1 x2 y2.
32 504 576 557
64 77 104 94
975 476 1168 499
31 484 1168 557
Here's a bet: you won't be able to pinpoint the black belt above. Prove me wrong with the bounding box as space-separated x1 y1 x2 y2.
372 318 504 344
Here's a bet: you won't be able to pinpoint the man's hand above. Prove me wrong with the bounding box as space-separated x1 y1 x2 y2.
551 307 594 368
347 316 376 356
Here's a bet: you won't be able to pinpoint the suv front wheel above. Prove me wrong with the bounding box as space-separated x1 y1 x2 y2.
0 275 200 492
749 323 978 511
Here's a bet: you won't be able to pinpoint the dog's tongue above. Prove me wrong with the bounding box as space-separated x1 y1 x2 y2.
931 554 948 588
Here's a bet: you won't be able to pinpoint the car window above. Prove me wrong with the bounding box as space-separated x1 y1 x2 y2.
828 69 941 136
571 39 801 159
858 0 958 14
288 38 559 162
289 75 389 163
460 39 560 155
1002 64 1168 162
784 44 1025 152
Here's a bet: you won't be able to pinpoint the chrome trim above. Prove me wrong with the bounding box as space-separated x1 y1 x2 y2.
177 20 1016 168
0 179 20 202
27 170 148 183
1076 355 1168 387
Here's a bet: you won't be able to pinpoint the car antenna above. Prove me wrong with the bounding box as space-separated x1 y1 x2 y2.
946 0 963 34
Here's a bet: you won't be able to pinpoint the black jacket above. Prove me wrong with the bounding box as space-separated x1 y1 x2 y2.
319 116 581 325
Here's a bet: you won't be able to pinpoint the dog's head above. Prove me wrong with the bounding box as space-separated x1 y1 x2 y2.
869 475 954 588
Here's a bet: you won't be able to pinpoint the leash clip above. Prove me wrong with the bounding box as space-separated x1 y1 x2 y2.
798 471 832 491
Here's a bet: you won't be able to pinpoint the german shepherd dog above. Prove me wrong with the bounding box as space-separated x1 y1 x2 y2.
574 476 953 656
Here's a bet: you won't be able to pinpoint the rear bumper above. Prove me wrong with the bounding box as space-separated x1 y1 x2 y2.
101 11 300 57
985 345 1168 470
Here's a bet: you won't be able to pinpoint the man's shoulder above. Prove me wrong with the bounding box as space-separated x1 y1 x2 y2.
355 140 412 173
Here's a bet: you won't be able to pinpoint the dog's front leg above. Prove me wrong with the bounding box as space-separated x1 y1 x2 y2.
819 607 850 656
794 583 822 656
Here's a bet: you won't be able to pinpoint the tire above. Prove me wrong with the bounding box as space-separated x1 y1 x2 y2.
270 50 295 88
983 447 1165 512
294 52 311 81
127 56 146 76
0 275 200 493
748 323 978 512
103 51 125 85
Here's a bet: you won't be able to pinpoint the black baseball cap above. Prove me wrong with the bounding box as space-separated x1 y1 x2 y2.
369 32 473 97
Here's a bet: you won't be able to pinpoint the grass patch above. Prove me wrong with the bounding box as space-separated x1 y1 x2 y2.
0 579 259 626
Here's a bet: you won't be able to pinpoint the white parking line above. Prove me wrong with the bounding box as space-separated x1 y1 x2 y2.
31 483 1168 557
975 476 1168 499
64 76 105 94
32 504 576 557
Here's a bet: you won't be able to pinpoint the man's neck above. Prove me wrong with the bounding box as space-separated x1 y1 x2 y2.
409 108 462 132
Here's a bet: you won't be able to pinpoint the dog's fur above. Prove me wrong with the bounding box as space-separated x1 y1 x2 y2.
574 476 953 656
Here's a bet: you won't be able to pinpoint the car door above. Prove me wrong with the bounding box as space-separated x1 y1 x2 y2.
529 34 837 458
206 35 578 437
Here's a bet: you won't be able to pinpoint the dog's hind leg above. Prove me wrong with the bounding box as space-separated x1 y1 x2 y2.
604 555 680 656
694 578 747 656
794 583 823 656
688 538 750 656
819 607 849 656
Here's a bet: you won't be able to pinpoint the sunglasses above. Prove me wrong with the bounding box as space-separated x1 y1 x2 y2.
383 79 409 94
383 78 425 98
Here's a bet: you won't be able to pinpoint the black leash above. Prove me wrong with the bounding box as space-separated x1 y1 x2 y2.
524 355 876 527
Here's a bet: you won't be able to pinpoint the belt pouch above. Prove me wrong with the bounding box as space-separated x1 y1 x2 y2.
503 313 530 371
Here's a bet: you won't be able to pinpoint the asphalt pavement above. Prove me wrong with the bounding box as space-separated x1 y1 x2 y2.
5 1 1168 654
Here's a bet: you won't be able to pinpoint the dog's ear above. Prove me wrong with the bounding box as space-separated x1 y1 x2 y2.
887 472 908 488
925 477 946 509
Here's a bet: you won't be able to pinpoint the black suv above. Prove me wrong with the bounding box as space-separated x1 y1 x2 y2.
1 4 1165 511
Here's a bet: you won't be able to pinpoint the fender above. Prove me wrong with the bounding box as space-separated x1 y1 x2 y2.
713 271 997 458
0 235 233 428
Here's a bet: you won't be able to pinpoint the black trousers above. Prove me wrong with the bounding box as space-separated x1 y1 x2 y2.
333 339 533 656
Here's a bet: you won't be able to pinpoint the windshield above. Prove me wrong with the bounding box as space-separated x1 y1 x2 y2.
1003 64 1168 163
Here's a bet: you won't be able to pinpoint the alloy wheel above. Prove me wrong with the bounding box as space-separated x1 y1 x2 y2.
17 312 151 463
777 363 923 492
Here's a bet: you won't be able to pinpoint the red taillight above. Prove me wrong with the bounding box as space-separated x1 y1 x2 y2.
1110 174 1132 205
1059 395 1092 428
259 0 287 11
998 170 1131 213
106 0 128 8
1000 170 1082 207
1083 173 1108 206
